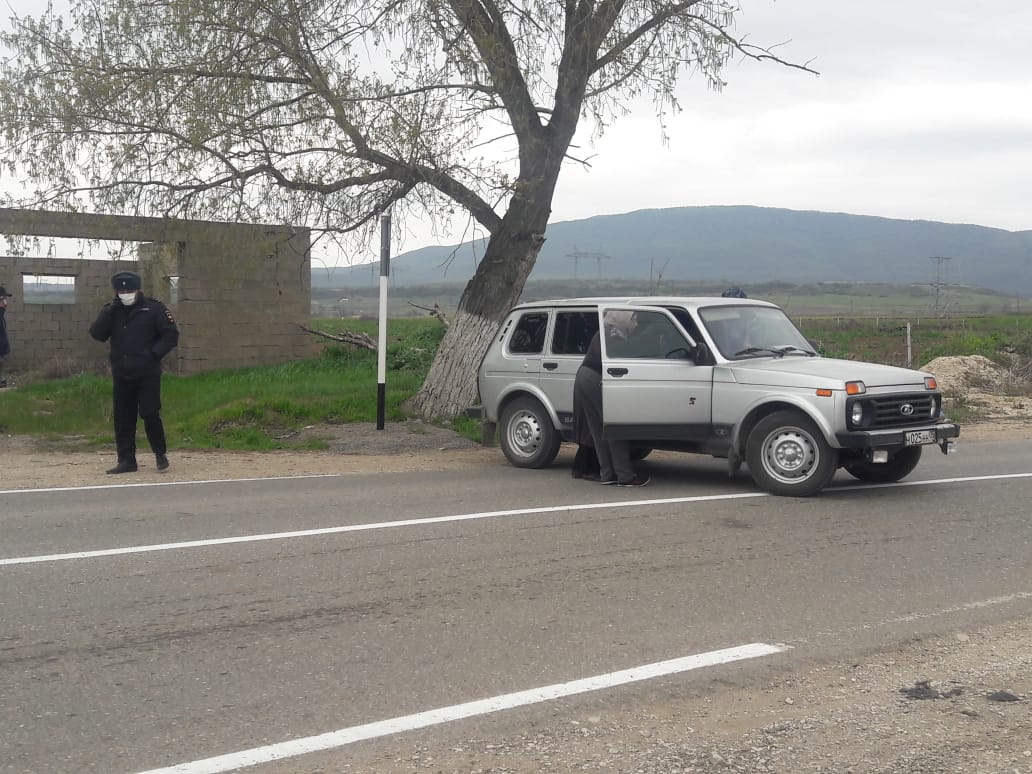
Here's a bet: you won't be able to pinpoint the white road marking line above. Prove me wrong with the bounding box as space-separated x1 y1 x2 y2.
0 474 341 495
0 491 769 566
135 642 788 774
832 471 1032 491
3 471 1031 567
868 591 1032 628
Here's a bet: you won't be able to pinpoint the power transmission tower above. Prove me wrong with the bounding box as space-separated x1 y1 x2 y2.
928 256 952 317
567 246 610 280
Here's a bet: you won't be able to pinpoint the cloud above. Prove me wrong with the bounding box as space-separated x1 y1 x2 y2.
4 0 1030 253
546 1 1032 233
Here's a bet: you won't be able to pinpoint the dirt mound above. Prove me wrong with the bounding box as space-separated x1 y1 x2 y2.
923 355 1008 393
923 355 1032 420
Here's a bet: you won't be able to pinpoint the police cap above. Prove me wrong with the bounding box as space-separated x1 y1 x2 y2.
0 286 12 298
111 271 142 292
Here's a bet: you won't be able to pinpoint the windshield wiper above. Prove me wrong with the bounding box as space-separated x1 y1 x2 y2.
734 347 784 358
775 345 817 356
733 346 817 358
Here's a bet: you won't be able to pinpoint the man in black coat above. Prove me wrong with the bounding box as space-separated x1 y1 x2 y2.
89 271 180 474
573 311 650 487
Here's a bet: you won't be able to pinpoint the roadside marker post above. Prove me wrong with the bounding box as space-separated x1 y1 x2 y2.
376 212 390 430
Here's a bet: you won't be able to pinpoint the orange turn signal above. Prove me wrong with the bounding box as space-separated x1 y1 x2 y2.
815 388 833 397
845 381 866 395
924 376 938 390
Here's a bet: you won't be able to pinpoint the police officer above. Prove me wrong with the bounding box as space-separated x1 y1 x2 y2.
89 271 179 474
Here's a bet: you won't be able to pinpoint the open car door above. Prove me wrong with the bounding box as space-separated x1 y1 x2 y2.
599 304 714 442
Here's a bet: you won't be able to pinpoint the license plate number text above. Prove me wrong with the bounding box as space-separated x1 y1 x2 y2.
905 429 937 445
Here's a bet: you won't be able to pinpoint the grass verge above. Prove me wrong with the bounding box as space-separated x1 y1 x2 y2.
0 318 480 451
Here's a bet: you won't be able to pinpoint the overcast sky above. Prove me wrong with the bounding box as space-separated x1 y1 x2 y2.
550 0 1032 234
3 0 1031 262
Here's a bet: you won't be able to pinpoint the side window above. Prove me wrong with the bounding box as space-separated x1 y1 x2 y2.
551 311 599 355
608 310 690 359
507 312 548 355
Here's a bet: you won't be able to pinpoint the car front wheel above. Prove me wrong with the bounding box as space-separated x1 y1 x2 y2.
745 410 838 497
499 396 561 469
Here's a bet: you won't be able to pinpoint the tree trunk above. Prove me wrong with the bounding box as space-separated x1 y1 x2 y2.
409 218 547 419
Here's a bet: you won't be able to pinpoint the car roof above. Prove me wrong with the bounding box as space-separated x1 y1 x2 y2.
508 296 779 312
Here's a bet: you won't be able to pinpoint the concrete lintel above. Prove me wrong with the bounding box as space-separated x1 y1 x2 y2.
0 207 306 246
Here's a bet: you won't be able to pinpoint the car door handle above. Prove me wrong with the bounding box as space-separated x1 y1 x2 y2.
607 367 628 377
543 362 558 370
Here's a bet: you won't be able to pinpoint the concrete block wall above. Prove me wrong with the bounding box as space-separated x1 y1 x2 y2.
0 256 139 377
173 232 316 374
1 209 316 380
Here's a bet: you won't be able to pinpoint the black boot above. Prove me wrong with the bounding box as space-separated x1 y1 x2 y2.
106 459 138 474
155 453 169 471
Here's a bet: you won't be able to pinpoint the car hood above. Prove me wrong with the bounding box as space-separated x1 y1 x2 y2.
727 356 933 390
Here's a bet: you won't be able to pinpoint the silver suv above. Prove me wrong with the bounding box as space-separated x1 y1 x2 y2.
472 296 960 496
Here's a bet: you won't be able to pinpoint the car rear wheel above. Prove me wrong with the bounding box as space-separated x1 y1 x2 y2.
844 446 922 483
499 396 561 469
746 410 838 497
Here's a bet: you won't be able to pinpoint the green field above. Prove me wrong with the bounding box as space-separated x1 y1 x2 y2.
0 318 472 450
795 314 1032 370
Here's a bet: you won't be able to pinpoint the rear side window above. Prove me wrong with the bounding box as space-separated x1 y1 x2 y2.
508 312 549 354
551 311 599 355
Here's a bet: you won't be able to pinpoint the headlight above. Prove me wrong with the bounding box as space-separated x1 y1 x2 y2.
851 402 865 425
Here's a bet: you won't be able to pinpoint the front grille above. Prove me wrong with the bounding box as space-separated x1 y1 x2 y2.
867 393 937 428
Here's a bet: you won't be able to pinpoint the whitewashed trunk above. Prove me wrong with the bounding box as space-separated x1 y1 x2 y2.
409 307 504 418
410 222 545 419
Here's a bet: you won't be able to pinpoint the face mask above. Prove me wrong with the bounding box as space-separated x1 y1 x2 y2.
119 292 138 305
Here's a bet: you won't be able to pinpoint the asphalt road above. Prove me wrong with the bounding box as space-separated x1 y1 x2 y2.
2 440 1031 773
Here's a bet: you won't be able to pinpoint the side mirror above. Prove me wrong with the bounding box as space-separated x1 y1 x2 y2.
694 342 711 365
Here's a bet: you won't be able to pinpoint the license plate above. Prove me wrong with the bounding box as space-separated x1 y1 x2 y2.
905 429 937 446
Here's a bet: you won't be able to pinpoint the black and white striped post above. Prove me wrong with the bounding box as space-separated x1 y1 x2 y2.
376 212 391 430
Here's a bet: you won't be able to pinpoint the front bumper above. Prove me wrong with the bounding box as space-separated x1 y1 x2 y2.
836 421 961 451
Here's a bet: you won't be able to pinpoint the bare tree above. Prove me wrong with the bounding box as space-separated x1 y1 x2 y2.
0 0 814 417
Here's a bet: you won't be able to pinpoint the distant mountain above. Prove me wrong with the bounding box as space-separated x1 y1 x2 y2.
313 206 1032 297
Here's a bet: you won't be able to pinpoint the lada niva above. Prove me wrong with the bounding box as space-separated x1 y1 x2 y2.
471 296 960 496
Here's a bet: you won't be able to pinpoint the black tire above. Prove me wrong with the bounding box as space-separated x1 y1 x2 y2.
499 396 561 469
745 410 838 497
844 446 922 483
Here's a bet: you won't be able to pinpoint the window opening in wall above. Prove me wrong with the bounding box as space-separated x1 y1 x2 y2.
22 273 76 304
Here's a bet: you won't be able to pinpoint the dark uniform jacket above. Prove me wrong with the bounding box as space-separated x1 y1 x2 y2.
89 297 179 379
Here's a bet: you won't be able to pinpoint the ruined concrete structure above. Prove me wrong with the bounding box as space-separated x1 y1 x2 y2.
0 208 315 378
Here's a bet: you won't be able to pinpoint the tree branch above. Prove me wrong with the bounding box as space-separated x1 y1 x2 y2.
408 301 450 327
300 324 376 350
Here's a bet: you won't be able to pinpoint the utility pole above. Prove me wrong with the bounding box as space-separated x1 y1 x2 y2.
567 246 610 281
928 256 952 317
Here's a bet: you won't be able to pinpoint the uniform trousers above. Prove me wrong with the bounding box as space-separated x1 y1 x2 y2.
112 373 167 462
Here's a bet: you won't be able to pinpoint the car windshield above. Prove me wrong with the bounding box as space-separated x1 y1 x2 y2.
699 305 816 360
